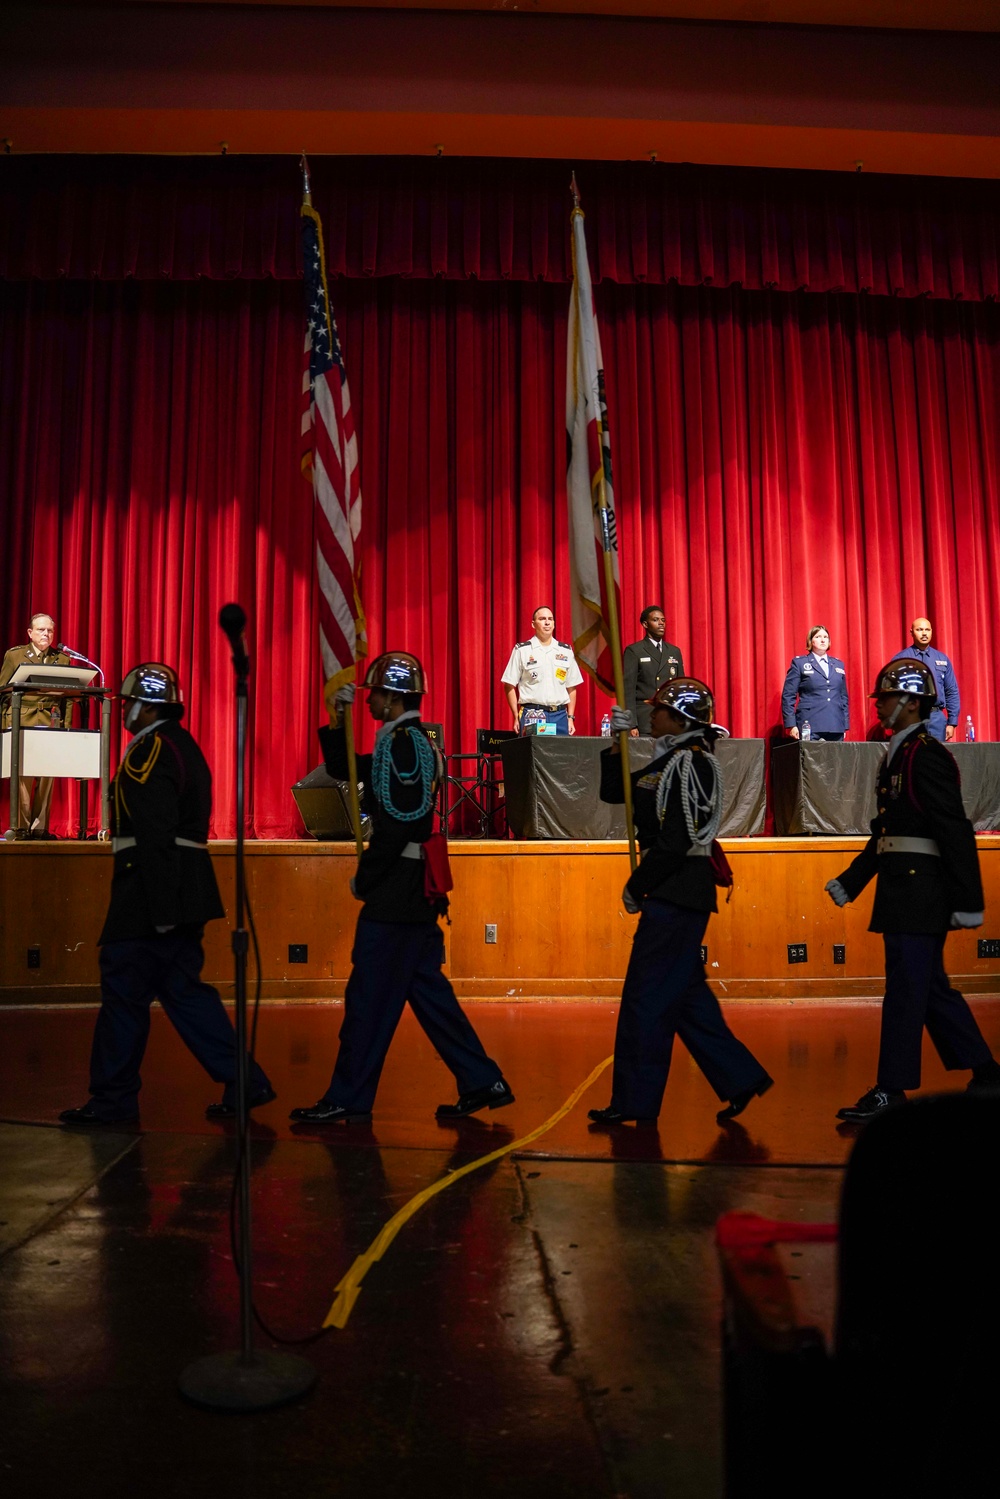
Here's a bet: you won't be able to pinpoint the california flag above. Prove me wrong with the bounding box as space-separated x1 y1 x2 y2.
566 197 621 695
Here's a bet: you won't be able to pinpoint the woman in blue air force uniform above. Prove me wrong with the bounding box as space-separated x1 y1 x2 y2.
781 625 850 741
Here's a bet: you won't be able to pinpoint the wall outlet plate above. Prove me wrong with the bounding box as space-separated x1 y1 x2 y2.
978 938 1000 959
288 944 308 963
485 924 497 944
787 943 808 964
833 944 846 965
700 945 708 963
27 946 40 970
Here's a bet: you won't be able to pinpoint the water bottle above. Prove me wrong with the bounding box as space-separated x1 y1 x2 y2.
966 715 976 743
601 712 612 738
801 720 812 742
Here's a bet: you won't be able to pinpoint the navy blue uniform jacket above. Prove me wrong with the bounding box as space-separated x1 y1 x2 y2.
100 719 224 945
600 738 719 913
835 727 983 933
781 654 849 735
320 716 440 925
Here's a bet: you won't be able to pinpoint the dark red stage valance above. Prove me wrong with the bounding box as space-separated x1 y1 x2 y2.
2 155 999 298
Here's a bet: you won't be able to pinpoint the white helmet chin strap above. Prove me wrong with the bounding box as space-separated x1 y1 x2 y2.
886 693 911 729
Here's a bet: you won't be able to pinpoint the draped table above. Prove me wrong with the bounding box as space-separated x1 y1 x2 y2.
501 736 766 840
771 741 1000 835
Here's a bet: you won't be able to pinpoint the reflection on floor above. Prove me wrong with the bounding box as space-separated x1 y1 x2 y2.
0 999 997 1497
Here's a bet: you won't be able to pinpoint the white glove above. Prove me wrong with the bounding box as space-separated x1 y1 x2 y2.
610 706 636 734
951 911 984 928
335 683 356 706
622 884 641 915
825 878 850 908
155 924 176 934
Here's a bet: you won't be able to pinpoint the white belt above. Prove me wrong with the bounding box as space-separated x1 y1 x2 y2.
112 836 208 854
877 836 940 857
401 842 424 860
686 843 712 857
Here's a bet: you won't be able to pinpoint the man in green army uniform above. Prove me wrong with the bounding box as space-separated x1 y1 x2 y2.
0 612 73 837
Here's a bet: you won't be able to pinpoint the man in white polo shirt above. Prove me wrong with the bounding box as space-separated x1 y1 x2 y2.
501 606 583 735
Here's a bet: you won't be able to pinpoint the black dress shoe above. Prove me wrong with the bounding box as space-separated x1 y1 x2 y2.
205 1085 278 1120
717 1072 774 1124
435 1078 515 1119
587 1106 656 1125
59 1102 138 1126
288 1101 372 1124
836 1086 906 1122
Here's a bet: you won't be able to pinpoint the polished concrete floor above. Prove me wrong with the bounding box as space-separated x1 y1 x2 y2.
1 998 997 1498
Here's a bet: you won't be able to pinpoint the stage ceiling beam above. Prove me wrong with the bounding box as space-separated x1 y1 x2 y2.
3 3 1000 177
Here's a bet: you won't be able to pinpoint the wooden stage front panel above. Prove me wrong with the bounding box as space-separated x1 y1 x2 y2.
2 839 1000 1004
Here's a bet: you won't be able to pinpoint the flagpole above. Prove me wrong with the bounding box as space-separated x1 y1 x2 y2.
303 152 365 860
570 174 637 873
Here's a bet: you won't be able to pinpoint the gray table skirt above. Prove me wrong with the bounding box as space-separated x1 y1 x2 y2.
500 736 766 840
771 741 1000 835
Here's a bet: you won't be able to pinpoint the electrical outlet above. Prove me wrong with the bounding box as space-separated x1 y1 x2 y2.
288 944 308 964
787 943 808 964
978 938 1000 959
833 944 846 965
27 946 40 970
485 924 497 944
700 946 708 964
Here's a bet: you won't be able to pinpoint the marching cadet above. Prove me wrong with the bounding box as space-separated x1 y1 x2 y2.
501 606 583 735
826 658 1000 1121
60 663 274 1125
589 679 773 1126
0 611 73 837
291 652 513 1124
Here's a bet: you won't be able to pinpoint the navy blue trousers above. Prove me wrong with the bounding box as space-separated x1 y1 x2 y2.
323 919 503 1112
878 932 991 1091
88 929 270 1120
610 899 766 1119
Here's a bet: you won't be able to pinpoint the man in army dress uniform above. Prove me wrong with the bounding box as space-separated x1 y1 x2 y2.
622 606 684 736
291 651 513 1124
589 679 772 1125
60 662 274 1125
0 612 72 836
827 658 1000 1121
501 606 583 735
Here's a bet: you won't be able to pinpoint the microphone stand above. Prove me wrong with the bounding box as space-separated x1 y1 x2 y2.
179 607 317 1411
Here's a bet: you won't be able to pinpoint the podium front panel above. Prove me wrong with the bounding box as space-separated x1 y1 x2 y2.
2 729 102 779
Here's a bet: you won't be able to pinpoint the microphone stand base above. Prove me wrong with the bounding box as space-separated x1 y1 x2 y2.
178 1348 318 1412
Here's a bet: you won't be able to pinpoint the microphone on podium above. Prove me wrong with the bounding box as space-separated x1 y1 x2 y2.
219 603 250 676
56 641 105 686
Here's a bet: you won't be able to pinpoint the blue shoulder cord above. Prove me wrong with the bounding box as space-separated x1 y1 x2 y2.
371 724 438 822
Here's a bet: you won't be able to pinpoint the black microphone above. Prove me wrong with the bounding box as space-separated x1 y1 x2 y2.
55 642 105 686
219 603 250 675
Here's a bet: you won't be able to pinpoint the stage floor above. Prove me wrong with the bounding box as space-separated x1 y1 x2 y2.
2 999 997 1499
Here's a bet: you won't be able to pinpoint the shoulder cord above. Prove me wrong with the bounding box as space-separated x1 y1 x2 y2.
113 732 164 825
654 747 724 846
372 725 438 822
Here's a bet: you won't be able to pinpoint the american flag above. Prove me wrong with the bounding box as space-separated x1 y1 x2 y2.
301 190 366 698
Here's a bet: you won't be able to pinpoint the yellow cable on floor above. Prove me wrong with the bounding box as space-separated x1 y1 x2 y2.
324 1054 614 1329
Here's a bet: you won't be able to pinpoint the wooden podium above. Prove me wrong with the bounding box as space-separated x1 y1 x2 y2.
1 665 112 840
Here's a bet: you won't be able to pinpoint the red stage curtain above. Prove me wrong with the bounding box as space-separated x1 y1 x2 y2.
2 154 1000 298
2 277 999 836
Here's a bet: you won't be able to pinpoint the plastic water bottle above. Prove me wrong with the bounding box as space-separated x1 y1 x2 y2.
801 720 812 742
966 715 976 743
601 712 612 738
